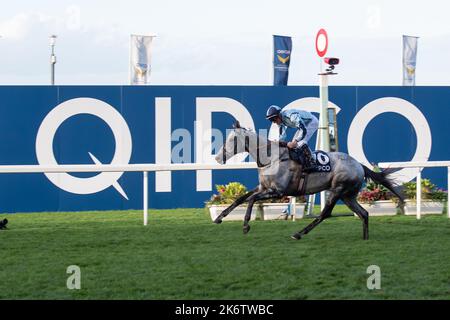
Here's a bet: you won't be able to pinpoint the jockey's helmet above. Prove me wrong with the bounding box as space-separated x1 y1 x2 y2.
265 105 281 120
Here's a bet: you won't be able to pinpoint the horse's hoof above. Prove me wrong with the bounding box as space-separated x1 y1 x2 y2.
291 233 302 240
0 218 8 230
214 217 223 224
243 225 251 234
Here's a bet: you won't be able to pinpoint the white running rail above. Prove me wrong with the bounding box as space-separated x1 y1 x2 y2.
0 162 258 225
378 161 450 219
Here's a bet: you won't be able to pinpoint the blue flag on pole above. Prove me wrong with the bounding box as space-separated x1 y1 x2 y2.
273 35 292 86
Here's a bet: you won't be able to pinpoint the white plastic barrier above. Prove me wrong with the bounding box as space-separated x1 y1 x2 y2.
0 162 258 225
378 161 450 219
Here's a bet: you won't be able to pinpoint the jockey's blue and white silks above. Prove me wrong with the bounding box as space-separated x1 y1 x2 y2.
277 109 319 147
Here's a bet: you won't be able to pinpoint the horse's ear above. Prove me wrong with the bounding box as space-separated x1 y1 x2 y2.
233 121 241 129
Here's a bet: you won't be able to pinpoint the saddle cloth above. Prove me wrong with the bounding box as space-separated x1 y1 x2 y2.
288 149 332 173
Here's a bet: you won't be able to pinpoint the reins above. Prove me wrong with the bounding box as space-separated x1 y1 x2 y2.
223 130 290 168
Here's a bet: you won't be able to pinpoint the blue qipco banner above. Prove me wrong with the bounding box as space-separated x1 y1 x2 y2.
273 35 292 85
0 86 449 213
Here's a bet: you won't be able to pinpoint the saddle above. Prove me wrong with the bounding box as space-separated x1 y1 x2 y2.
288 148 303 165
288 149 332 194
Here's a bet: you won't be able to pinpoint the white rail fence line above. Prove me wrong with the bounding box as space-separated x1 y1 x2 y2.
378 161 450 219
0 162 258 225
2 161 447 224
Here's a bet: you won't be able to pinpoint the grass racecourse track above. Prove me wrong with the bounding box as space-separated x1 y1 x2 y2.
1 206 449 300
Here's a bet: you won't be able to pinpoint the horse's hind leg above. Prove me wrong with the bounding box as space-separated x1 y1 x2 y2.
342 196 369 240
291 192 340 240
242 190 281 234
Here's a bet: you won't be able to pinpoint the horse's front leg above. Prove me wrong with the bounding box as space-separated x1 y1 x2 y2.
214 188 257 224
242 190 282 234
242 197 257 234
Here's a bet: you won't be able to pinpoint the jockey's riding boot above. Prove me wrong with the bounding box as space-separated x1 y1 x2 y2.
299 144 317 173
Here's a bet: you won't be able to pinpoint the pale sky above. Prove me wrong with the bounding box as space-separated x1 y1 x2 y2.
1 0 450 85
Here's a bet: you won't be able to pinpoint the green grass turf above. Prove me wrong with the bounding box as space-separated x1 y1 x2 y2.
0 205 449 300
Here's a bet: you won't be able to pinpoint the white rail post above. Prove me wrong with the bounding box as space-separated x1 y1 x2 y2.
448 166 450 218
416 167 422 220
291 197 296 221
319 74 330 211
143 171 148 226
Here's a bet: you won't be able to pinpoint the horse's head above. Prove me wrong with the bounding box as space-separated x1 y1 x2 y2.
215 121 278 167
215 121 248 164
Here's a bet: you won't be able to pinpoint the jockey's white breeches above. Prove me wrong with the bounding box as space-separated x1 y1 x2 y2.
293 116 319 148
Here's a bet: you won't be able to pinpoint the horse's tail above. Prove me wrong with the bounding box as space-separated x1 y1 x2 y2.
361 165 405 205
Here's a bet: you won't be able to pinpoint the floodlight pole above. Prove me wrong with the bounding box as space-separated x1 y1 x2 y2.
49 35 57 85
319 74 330 210
319 74 330 152
306 72 334 215
318 71 338 210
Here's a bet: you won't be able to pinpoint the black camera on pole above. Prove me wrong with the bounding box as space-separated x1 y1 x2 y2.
324 57 339 74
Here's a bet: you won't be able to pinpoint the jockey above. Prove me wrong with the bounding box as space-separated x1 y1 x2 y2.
266 105 319 172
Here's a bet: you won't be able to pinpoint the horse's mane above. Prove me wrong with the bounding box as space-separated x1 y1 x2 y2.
236 127 286 149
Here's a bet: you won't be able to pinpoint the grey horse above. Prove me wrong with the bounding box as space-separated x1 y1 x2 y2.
213 122 404 240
